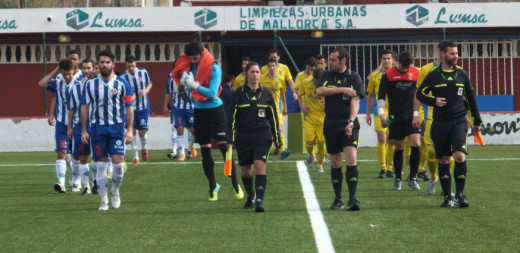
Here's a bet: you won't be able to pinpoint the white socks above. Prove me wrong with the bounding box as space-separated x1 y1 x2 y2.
72 159 81 188
56 160 67 187
79 163 90 190
110 163 125 196
132 137 139 160
177 135 185 155
95 161 109 204
188 130 195 148
171 125 178 154
91 162 97 185
107 156 113 175
140 133 148 150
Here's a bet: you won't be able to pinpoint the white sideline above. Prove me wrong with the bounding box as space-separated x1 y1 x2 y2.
296 161 336 253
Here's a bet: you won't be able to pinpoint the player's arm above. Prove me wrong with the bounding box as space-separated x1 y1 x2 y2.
365 74 376 125
164 78 173 115
377 74 390 126
297 85 309 115
281 91 287 116
284 67 297 101
267 91 282 150
47 96 56 126
463 73 482 128
37 66 60 88
227 91 238 145
415 73 437 107
140 82 152 97
67 109 74 139
188 65 222 99
122 80 135 144
80 104 89 144
346 96 360 136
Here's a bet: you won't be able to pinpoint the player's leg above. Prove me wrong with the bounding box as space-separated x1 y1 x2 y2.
388 122 406 190
344 128 360 211
324 123 344 210
54 123 69 193
418 137 430 181
374 116 387 178
138 109 150 161
73 132 90 194
236 136 254 208
251 136 272 212
315 123 326 173
107 125 128 209
404 136 411 173
176 126 186 161
91 127 110 210
195 108 219 201
407 133 421 190
186 110 197 158
424 119 438 194
431 120 454 207
303 121 316 168
451 119 470 207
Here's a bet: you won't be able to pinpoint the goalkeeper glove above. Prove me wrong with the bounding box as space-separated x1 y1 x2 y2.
181 71 200 90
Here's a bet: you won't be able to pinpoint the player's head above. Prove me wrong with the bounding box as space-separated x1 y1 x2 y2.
58 58 74 83
397 51 414 72
81 58 95 79
315 54 328 70
223 74 234 87
380 49 393 70
329 47 349 72
439 40 458 67
67 49 81 71
305 56 317 75
436 40 451 60
125 55 137 75
97 50 115 78
391 52 399 67
93 62 100 75
241 56 250 72
245 62 260 85
268 49 280 63
184 42 204 66
267 58 277 75
312 67 324 85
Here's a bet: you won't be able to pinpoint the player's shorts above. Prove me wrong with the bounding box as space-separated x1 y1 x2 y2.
235 131 272 166
303 121 324 144
373 115 388 132
55 122 71 152
431 117 468 159
388 119 420 140
423 118 433 145
172 107 194 128
71 126 90 156
323 118 360 154
194 105 227 145
133 108 150 130
277 112 283 126
90 124 126 160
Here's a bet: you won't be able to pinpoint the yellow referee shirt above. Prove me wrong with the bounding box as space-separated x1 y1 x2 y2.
298 76 325 125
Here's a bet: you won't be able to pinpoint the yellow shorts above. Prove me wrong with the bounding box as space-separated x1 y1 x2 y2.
424 118 433 144
303 121 325 143
373 115 388 132
277 112 284 126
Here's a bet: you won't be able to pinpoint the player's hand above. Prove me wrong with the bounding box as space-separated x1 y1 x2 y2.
164 107 170 115
282 107 287 116
366 113 372 126
181 71 199 90
292 93 298 101
47 115 55 126
139 90 147 97
67 128 73 140
124 129 133 144
473 125 481 135
343 87 357 97
412 116 421 129
345 122 354 137
436 97 447 107
465 115 472 129
301 106 310 115
81 131 89 144
380 114 388 128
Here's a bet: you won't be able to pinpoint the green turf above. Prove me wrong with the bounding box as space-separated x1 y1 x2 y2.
0 146 519 253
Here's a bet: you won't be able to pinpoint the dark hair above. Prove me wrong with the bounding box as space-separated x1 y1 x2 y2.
184 42 204 56
241 56 250 62
438 40 456 53
82 58 95 65
331 47 349 62
59 58 74 71
244 62 260 85
125 55 136 63
398 51 414 67
97 50 115 62
306 56 317 67
315 54 327 61
67 49 80 57
267 58 277 65
381 49 393 58
313 67 324 80
268 49 279 56
223 74 234 83
392 52 399 61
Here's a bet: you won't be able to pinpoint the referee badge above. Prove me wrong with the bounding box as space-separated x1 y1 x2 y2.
258 109 266 118
457 87 463 96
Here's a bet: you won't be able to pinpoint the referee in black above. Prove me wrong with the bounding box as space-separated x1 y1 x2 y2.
316 47 365 211
228 62 281 212
416 40 482 208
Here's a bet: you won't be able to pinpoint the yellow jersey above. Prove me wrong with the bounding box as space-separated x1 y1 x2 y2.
298 75 324 125
295 71 311 90
261 63 293 82
366 69 389 116
259 72 286 115
232 73 246 90
417 62 438 120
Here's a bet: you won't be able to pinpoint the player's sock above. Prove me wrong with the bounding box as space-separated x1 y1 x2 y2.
132 138 139 160
305 144 315 158
110 163 125 196
171 126 178 153
107 157 113 176
56 159 67 187
66 154 73 171
218 143 239 192
331 167 343 200
316 140 326 166
255 174 267 204
91 162 97 185
427 145 437 181
393 149 404 180
419 141 427 173
177 135 185 155
345 166 358 200
241 175 254 197
188 130 195 148
404 139 411 172
279 133 286 152
140 133 148 150
438 163 451 197
454 161 467 196
377 141 387 171
72 158 80 187
95 161 109 204
386 143 395 172
201 147 216 190
409 146 420 178
79 163 90 190
66 154 73 186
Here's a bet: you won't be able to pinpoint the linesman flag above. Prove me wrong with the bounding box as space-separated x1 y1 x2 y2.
224 146 233 177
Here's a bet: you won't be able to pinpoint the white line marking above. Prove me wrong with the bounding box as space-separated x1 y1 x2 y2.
296 161 335 253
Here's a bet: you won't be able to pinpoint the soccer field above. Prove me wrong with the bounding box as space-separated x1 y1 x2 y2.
0 146 519 253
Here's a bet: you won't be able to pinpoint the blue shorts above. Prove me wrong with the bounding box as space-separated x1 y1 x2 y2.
71 125 90 156
90 124 126 160
133 109 150 130
172 107 194 128
55 122 71 152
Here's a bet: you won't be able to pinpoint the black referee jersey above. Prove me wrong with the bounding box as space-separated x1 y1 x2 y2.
228 84 281 147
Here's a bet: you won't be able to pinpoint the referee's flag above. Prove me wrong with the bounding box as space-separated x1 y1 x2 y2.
224 146 233 177
474 131 485 146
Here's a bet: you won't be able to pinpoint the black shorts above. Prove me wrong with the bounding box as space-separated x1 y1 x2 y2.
323 118 359 154
431 118 468 159
388 120 420 140
194 106 227 145
235 132 272 166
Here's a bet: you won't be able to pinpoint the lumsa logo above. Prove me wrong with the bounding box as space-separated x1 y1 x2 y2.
406 5 429 27
194 8 217 29
66 9 89 30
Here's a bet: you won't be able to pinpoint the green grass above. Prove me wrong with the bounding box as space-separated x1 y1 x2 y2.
0 145 519 253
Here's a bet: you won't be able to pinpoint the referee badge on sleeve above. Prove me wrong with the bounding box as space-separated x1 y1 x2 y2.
258 109 265 117
457 87 463 96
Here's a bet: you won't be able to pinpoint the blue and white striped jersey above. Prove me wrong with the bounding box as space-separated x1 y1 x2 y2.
47 78 80 125
81 76 134 126
67 81 86 130
119 68 152 111
166 72 194 110
57 70 83 82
